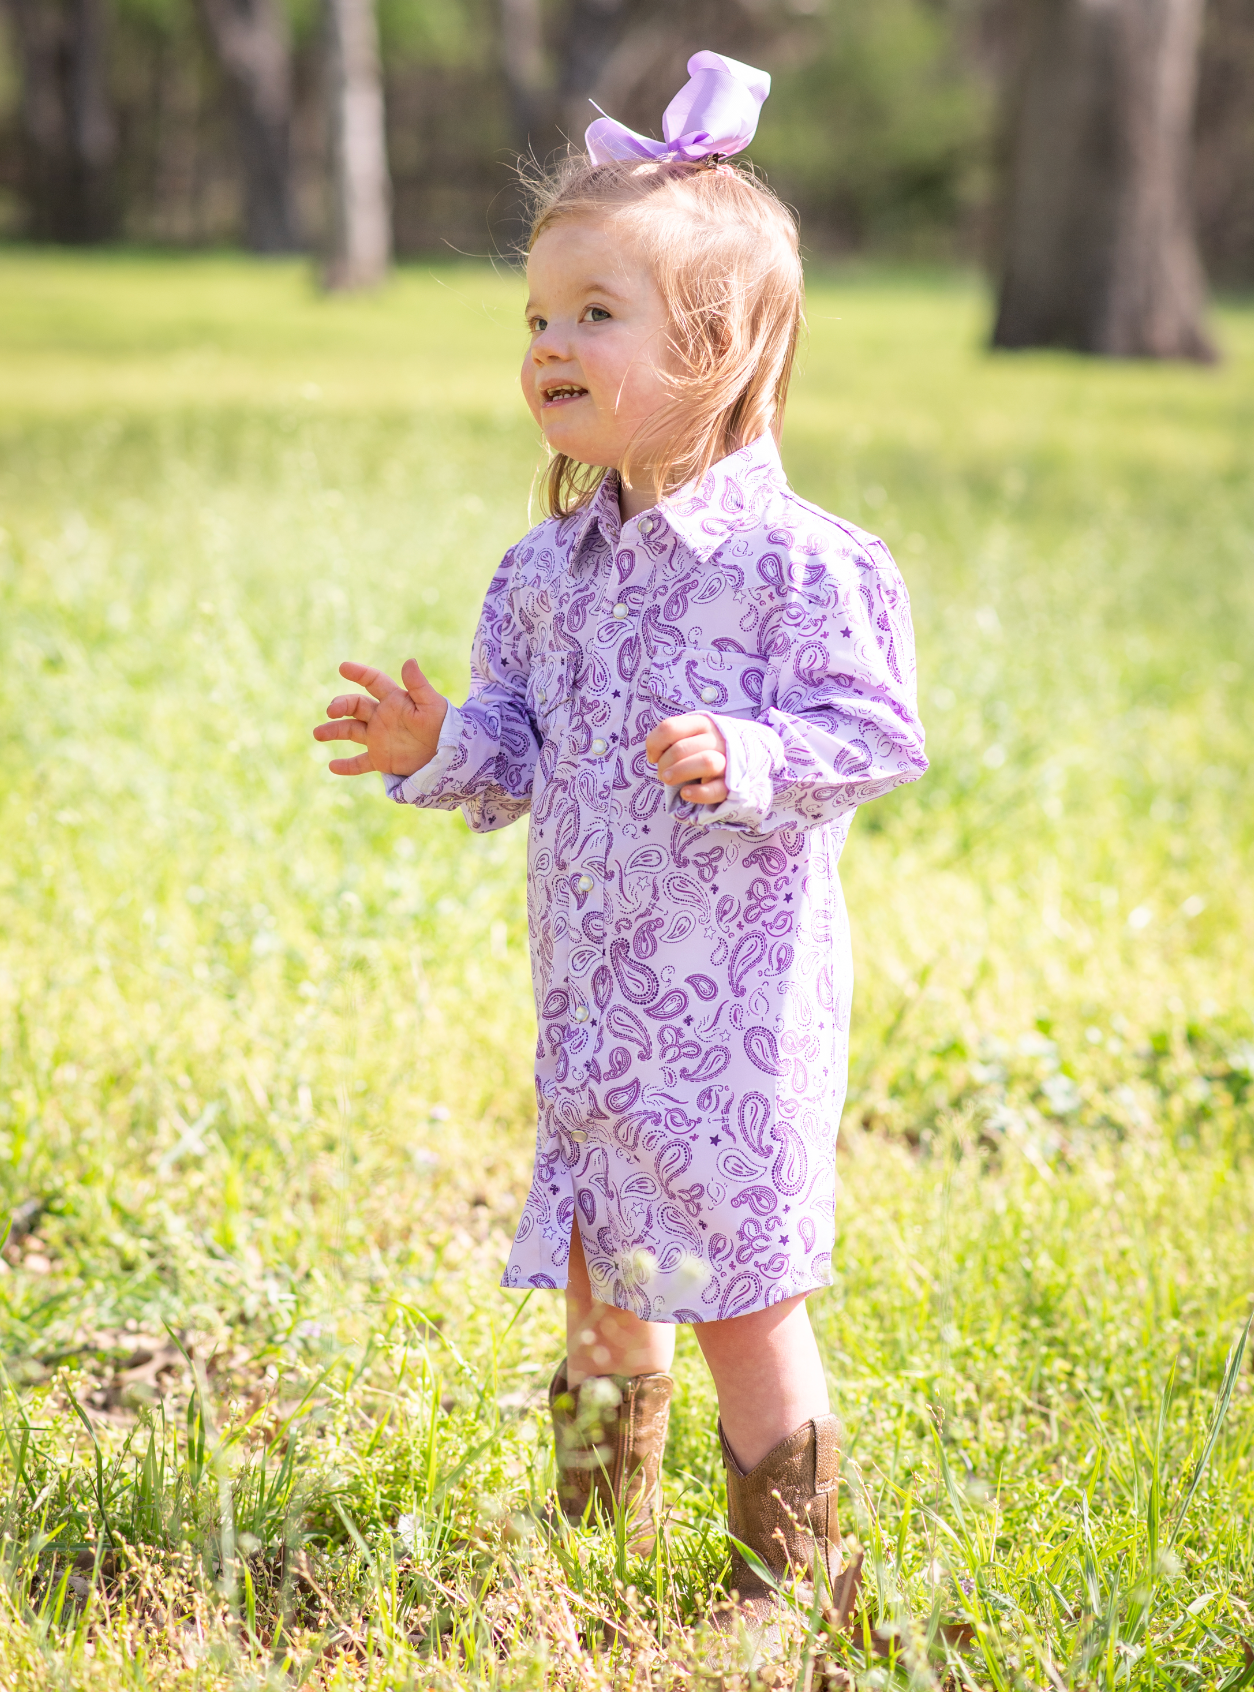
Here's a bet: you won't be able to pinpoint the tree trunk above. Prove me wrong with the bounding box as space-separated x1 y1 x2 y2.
554 0 761 154
195 0 300 253
557 0 660 146
7 0 117 241
498 0 552 155
323 0 391 289
1191 0 1254 286
992 0 1215 361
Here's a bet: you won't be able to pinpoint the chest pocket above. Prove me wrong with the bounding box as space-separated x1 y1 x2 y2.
527 652 576 739
641 648 769 720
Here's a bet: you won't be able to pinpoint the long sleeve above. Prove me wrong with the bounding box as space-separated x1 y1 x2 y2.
384 548 538 833
667 538 927 836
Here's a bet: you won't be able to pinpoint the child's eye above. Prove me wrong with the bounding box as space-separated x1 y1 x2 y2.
529 315 548 333
587 306 612 323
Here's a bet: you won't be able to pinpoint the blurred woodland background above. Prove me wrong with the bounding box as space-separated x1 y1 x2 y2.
2 0 1253 300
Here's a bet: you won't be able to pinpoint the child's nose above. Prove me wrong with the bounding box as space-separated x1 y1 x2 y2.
532 325 568 361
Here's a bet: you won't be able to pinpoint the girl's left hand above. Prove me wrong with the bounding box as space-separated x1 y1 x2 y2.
646 714 729 804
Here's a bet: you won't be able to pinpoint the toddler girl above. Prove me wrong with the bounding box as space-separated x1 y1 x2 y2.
315 52 927 1632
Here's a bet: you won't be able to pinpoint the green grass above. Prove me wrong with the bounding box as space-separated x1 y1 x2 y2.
1 246 1252 1689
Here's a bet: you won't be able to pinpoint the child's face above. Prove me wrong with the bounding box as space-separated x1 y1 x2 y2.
522 215 675 492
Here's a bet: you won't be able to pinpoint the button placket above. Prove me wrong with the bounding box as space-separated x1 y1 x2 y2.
567 846 606 1044
566 521 668 1066
585 563 633 768
568 547 619 1042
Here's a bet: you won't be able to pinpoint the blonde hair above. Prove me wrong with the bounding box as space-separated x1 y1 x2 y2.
524 156 804 518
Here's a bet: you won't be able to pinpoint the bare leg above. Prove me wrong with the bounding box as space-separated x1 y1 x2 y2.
565 1224 675 1385
694 1294 829 1471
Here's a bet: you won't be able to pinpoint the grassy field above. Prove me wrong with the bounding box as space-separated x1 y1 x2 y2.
1 248 1252 1690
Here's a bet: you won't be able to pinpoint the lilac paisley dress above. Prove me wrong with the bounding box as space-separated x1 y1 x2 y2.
386 435 926 1322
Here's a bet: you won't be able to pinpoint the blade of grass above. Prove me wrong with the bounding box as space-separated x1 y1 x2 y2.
1168 1310 1254 1552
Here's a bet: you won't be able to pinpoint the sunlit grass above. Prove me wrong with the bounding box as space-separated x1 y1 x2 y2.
0 249 1252 1687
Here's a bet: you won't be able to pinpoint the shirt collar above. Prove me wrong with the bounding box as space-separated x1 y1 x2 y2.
566 471 623 562
565 432 788 565
663 433 788 561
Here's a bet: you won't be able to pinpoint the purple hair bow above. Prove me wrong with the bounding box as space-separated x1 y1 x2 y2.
585 50 771 168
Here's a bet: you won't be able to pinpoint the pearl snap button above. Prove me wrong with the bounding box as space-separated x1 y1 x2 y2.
570 1129 587 1142
577 874 594 892
590 738 608 756
700 685 719 703
572 1005 589 1023
538 689 547 704
612 602 629 619
640 516 655 536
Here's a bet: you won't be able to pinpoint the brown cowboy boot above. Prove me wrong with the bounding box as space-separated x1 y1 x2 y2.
716 1414 862 1634
548 1360 673 1553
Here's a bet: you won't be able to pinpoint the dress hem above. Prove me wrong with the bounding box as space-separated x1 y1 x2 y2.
498 1268 834 1325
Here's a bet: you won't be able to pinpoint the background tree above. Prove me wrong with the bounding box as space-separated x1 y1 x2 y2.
195 0 300 252
992 0 1215 360
323 0 390 288
554 0 760 155
1192 0 1254 286
5 0 117 240
749 0 993 252
497 0 551 155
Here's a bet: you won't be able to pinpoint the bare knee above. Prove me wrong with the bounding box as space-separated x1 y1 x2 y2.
694 1292 812 1369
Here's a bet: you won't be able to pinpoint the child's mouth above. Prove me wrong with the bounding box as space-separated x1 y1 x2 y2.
542 384 588 408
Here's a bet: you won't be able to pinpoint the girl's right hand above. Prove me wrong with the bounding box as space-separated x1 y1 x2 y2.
646 712 729 804
313 658 449 777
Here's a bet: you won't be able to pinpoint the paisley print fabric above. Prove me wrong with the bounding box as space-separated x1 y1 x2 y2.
385 434 927 1322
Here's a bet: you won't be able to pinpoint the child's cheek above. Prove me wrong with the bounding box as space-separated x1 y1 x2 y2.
518 365 543 427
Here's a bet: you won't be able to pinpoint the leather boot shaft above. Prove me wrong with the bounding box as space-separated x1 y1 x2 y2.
719 1414 861 1627
549 1360 673 1552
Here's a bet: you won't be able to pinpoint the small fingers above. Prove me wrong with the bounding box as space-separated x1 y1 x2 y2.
645 713 714 764
400 656 436 703
338 660 400 701
680 779 729 805
313 719 368 745
327 752 374 776
324 692 376 722
656 745 728 787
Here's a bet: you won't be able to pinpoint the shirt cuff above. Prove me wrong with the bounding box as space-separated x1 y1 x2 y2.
661 714 774 831
382 702 465 804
